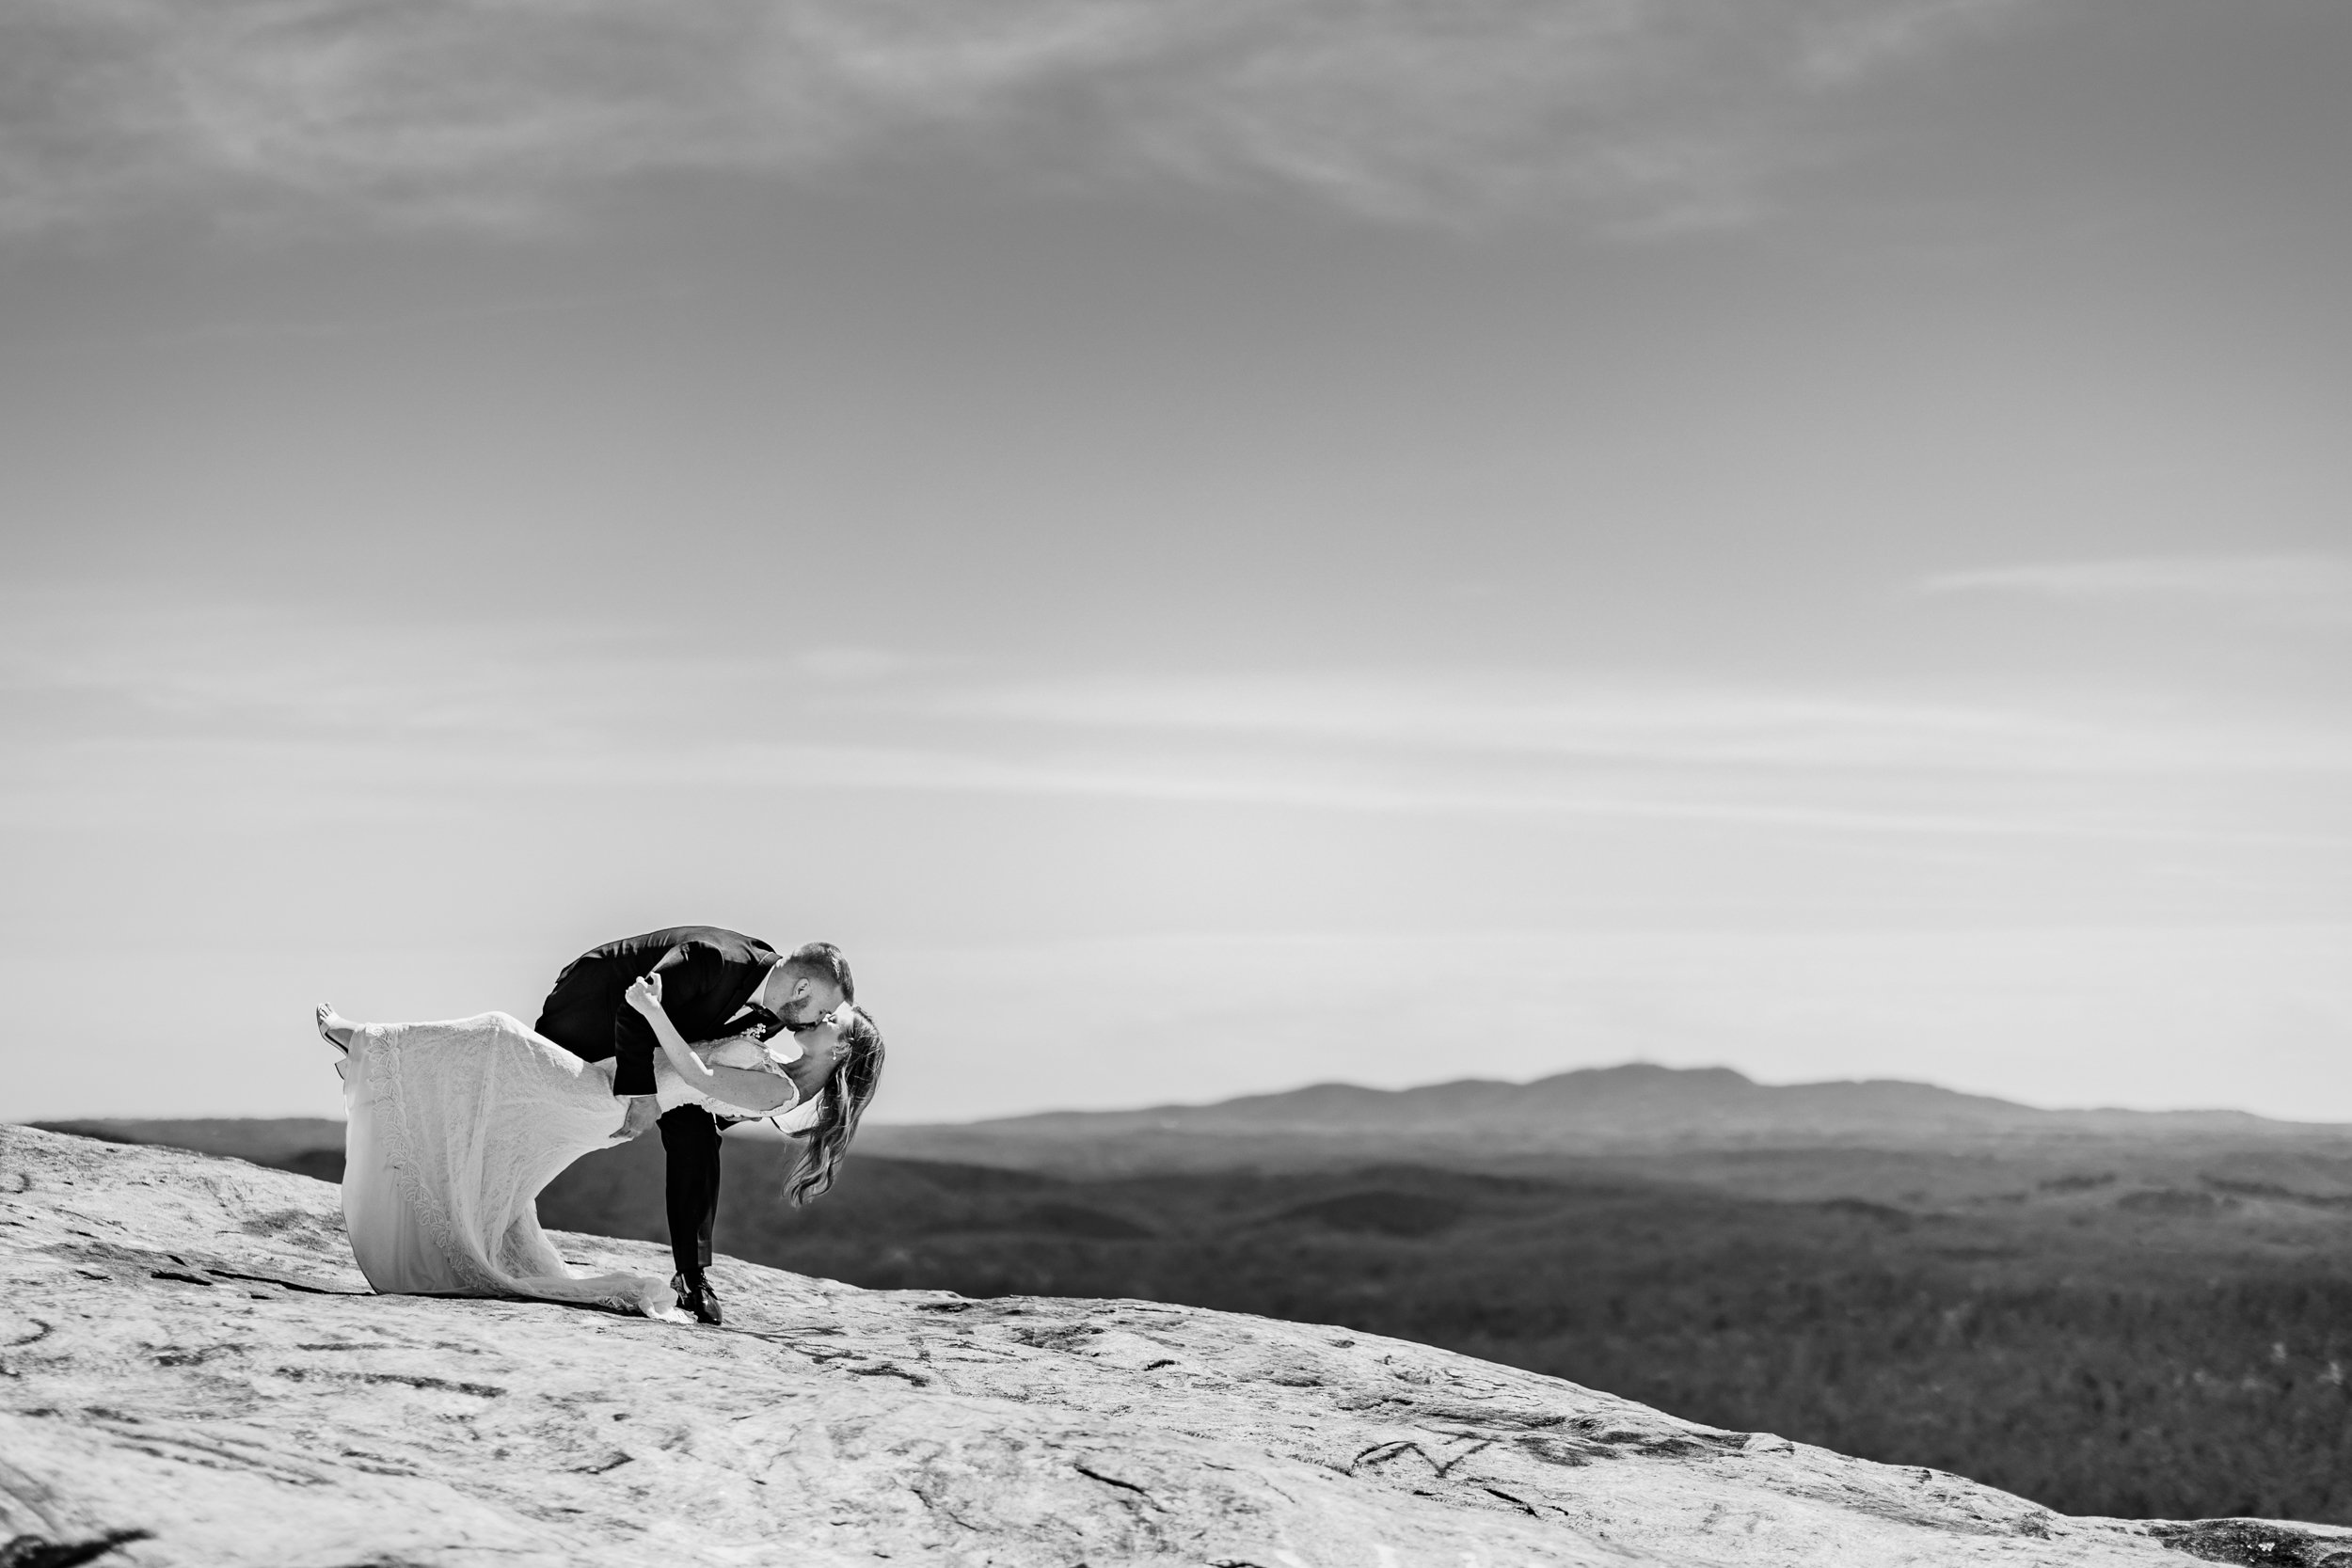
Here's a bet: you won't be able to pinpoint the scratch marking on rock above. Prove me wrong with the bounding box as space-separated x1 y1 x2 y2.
1417 1403 1569 1431
0 1322 51 1351
1073 1460 1161 1510
269 1367 505 1398
85 1426 332 1488
206 1268 368 1296
1350 1440 1417 1473
1430 1439 1495 1479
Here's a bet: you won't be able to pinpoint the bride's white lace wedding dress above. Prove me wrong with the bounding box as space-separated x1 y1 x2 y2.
336 1010 792 1319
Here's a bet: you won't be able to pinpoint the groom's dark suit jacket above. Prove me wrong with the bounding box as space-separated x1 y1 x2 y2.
533 926 781 1099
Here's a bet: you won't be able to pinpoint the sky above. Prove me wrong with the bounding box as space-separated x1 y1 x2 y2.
2 0 2348 1125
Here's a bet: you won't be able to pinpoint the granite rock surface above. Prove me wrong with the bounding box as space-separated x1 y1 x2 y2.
4 1124 2347 1568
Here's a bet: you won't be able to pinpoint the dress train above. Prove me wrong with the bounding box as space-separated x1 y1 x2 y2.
337 1010 678 1319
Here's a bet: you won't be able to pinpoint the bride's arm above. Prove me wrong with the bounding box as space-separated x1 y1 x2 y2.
693 1062 797 1116
624 974 721 1086
622 975 797 1115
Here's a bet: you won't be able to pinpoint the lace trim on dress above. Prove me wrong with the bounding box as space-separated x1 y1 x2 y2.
653 1029 803 1119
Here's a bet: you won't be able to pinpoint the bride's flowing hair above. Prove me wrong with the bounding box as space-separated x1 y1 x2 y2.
785 1009 886 1207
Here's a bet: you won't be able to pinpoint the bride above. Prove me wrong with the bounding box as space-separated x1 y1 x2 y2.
315 973 886 1320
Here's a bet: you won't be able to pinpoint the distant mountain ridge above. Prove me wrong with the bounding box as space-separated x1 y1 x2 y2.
946 1062 2317 1148
27 1067 2344 1185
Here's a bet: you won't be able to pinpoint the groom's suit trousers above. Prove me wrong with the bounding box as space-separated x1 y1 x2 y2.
658 1104 724 1278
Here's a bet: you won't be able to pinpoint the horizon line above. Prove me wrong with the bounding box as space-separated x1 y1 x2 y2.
20 1057 2344 1132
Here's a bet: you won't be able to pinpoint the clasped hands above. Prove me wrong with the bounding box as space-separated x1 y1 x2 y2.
624 971 669 1022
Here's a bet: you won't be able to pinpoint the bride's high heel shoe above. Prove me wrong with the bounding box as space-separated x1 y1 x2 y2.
315 1004 357 1054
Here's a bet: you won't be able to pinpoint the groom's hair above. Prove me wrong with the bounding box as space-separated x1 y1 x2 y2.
786 941 854 1003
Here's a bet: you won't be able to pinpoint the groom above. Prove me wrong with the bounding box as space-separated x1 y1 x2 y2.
534 926 854 1325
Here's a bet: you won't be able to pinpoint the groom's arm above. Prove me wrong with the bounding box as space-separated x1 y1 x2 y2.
610 942 714 1096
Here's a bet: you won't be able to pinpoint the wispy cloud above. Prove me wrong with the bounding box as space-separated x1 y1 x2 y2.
8 589 2347 854
943 672 2352 776
1920 555 2352 614
1795 0 2037 86
18 586 2339 784
0 0 2053 236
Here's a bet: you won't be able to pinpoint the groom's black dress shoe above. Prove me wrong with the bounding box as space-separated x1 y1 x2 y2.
674 1273 723 1326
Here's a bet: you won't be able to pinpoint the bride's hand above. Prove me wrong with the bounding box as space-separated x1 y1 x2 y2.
611 1096 660 1143
625 973 664 1017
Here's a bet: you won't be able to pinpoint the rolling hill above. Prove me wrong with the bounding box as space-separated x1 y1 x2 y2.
857 1061 2330 1175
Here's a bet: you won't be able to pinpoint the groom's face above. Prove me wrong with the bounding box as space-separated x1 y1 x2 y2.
771 966 846 1028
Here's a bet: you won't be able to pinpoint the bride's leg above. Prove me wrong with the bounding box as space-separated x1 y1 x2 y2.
315 1004 358 1053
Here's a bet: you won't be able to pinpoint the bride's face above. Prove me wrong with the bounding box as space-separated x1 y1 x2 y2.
790 1017 844 1093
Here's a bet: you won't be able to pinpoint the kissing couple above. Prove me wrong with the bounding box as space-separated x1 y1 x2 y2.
315 926 887 1325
